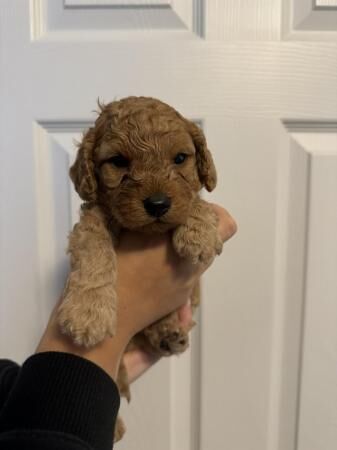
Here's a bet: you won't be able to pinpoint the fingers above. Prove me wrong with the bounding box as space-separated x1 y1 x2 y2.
124 300 194 384
177 300 193 330
123 349 161 384
209 203 237 242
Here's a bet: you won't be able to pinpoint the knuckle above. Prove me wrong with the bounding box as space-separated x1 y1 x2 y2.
209 203 237 241
219 215 237 241
228 217 238 236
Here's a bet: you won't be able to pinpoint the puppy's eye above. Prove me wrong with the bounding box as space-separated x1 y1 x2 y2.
107 154 129 168
174 153 188 165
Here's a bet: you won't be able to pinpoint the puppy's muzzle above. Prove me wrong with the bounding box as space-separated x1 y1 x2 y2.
143 192 171 218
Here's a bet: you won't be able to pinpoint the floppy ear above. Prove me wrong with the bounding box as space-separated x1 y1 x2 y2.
188 121 217 192
70 127 98 202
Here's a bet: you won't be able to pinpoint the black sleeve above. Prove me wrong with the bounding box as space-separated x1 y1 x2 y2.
0 352 120 450
0 359 20 412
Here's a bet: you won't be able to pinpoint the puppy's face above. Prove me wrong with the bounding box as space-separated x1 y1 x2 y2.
70 97 217 233
95 128 200 232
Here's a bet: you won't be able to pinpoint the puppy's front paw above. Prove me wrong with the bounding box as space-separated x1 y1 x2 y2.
173 223 220 265
144 323 190 357
57 287 116 348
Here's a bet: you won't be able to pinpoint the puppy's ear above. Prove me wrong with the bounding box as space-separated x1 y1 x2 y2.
188 121 217 192
70 128 97 201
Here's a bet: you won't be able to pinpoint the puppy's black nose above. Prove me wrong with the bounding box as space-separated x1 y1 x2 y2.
143 193 171 218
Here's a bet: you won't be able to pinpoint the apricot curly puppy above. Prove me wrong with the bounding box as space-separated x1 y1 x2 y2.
57 96 222 441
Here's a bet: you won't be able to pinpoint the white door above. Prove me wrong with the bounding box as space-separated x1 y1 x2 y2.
1 1 337 449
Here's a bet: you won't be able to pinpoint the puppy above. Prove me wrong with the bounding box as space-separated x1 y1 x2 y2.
57 96 223 441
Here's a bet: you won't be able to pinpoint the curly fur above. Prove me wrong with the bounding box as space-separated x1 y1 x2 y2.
57 96 222 441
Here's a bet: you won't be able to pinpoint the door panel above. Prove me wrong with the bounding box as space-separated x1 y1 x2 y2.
0 1 336 449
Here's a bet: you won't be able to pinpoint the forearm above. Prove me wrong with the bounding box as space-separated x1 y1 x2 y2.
0 352 120 450
0 360 20 412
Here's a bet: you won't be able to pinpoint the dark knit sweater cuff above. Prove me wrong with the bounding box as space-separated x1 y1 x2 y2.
0 352 120 450
0 360 20 410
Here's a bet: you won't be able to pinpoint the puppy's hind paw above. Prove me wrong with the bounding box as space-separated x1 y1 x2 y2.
144 323 190 357
215 234 223 256
114 416 126 443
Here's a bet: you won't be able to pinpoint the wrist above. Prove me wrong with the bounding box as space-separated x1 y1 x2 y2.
36 324 129 381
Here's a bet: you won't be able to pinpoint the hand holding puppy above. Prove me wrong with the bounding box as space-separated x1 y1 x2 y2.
36 203 237 380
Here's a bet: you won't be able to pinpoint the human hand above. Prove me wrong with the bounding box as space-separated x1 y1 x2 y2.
123 300 194 383
115 203 237 339
36 203 237 380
